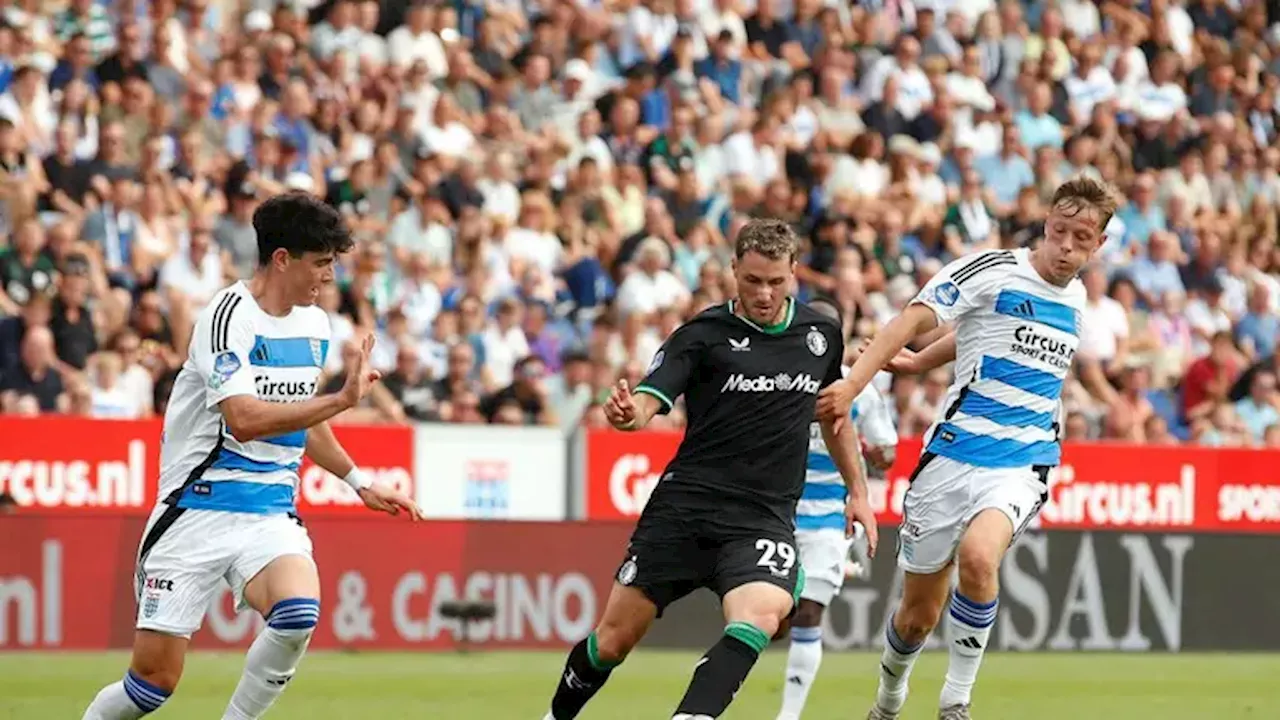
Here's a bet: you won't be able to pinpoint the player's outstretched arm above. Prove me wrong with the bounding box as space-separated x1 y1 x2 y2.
894 330 957 375
305 421 425 520
219 334 381 442
221 393 353 443
817 303 938 427
818 416 878 556
852 330 955 376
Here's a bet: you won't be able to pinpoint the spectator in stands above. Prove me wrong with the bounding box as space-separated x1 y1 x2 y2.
0 219 56 313
0 292 50 370
382 342 441 422
49 253 97 370
482 354 556 426
1079 264 1130 376
0 325 66 413
1236 283 1280 362
321 338 406 425
1183 330 1244 422
0 0 1273 451
1235 370 1280 444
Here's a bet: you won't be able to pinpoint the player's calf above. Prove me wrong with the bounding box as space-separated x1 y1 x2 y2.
777 599 826 720
222 597 320 720
546 584 656 720
674 581 791 718
874 567 951 716
82 631 185 719
940 509 1013 712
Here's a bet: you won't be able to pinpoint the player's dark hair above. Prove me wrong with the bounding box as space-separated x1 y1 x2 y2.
735 218 798 262
1051 176 1119 232
252 191 355 267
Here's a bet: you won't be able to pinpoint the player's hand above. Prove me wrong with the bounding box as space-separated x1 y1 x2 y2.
846 498 878 557
357 480 425 520
816 380 856 434
603 378 639 430
340 333 381 409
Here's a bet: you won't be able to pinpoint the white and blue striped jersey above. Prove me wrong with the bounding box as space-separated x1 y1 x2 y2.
156 281 331 514
797 376 899 532
913 248 1080 469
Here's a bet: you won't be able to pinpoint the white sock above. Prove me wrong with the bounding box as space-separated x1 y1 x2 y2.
83 670 170 718
222 598 319 720
777 625 823 719
876 619 923 713
939 590 997 708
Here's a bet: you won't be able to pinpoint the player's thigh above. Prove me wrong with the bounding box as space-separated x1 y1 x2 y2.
235 514 319 616
895 565 954 635
795 529 852 611
897 455 974 575
957 471 1046 584
617 524 707 620
134 507 232 641
714 532 803 637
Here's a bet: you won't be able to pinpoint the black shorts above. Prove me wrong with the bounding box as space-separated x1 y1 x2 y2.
613 490 806 617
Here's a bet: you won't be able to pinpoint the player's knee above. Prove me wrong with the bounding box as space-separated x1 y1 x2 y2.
895 597 945 643
128 658 181 697
792 599 824 628
893 613 935 646
266 597 321 641
955 544 1001 594
594 617 644 662
734 611 782 640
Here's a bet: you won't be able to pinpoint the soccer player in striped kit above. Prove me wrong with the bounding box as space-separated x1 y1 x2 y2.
817 177 1117 720
776 296 897 720
82 193 423 720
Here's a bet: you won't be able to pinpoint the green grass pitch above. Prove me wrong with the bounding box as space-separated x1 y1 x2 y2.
1 650 1276 718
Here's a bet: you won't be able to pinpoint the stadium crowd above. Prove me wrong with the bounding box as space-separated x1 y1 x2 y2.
0 0 1279 447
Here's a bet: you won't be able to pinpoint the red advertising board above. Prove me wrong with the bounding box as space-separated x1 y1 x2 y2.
584 428 1280 533
6 515 1280 652
0 417 414 516
0 515 627 651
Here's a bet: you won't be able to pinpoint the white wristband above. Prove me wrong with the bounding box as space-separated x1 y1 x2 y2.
342 468 372 491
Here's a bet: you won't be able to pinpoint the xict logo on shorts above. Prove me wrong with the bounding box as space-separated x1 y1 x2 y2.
144 577 174 592
720 373 821 395
142 576 172 620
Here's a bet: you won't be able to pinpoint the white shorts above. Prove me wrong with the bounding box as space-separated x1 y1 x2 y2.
133 504 314 638
897 454 1045 575
796 529 853 606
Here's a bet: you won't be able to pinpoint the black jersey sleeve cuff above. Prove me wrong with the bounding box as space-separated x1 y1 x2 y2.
635 384 675 414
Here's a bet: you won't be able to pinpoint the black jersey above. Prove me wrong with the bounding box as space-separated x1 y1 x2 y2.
634 298 845 521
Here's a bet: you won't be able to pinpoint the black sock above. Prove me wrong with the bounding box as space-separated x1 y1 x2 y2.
673 621 769 717
549 631 621 720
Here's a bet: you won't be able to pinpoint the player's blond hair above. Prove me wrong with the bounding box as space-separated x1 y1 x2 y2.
735 218 799 262
1050 176 1120 232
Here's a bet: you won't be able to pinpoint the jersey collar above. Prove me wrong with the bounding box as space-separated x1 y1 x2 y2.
728 297 795 335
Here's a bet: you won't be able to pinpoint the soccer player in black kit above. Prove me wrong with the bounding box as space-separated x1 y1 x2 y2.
541 219 878 720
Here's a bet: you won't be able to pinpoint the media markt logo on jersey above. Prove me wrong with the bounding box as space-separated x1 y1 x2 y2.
721 372 821 395
464 459 510 518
